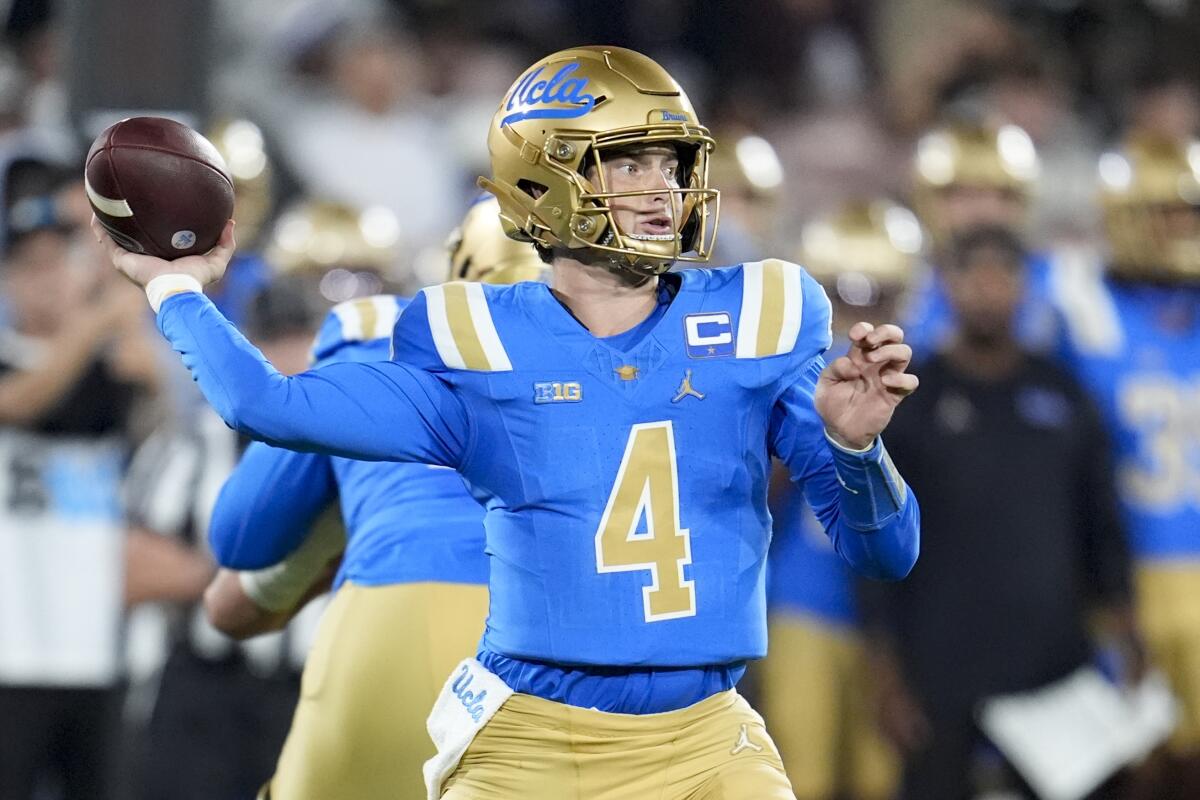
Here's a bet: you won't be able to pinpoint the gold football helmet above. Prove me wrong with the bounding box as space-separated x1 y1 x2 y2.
1099 135 1200 282
800 199 923 308
912 121 1039 247
479 46 719 276
266 200 401 275
447 194 546 284
208 119 273 247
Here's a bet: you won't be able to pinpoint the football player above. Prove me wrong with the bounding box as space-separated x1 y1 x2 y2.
202 194 541 800
904 120 1061 356
760 200 921 800
95 46 921 800
1053 135 1200 797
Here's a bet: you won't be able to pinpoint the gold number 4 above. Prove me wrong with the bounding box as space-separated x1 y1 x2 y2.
594 421 696 622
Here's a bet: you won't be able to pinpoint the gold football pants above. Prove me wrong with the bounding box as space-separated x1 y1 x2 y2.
758 614 899 800
440 688 795 799
267 581 489 800
1136 562 1200 754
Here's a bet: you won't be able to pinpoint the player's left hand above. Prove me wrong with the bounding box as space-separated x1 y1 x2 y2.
815 322 918 450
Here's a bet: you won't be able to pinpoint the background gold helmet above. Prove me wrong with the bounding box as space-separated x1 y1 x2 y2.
207 118 273 247
799 199 923 309
266 200 402 302
1098 135 1200 282
447 194 546 284
912 121 1039 248
479 45 719 276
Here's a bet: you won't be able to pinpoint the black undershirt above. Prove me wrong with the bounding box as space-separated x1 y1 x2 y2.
862 352 1131 713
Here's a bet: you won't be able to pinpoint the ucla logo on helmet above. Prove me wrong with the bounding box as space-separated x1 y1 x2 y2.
502 63 596 127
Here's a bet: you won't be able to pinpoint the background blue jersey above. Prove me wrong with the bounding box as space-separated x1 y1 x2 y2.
767 487 858 627
903 251 1060 358
1054 277 1200 560
166 261 919 674
208 296 487 588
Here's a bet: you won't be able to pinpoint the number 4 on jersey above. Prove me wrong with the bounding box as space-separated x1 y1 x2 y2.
594 421 697 622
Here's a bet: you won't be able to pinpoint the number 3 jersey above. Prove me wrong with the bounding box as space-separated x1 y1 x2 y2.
1054 275 1200 560
158 260 920 668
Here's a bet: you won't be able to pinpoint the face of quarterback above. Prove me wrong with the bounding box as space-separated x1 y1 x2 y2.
585 145 685 243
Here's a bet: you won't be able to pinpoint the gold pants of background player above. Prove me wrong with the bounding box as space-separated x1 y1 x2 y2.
1136 562 1200 754
759 615 899 800
267 581 489 800
440 688 795 800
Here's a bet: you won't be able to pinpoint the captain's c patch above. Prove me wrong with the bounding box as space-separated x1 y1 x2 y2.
684 312 734 358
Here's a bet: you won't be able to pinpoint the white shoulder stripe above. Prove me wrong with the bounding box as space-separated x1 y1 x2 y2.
423 283 512 371
776 261 803 354
736 261 764 358
737 259 804 358
464 282 513 372
332 302 364 342
423 285 468 369
1048 247 1123 356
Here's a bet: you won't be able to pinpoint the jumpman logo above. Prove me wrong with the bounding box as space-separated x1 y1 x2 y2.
730 724 764 755
672 369 705 403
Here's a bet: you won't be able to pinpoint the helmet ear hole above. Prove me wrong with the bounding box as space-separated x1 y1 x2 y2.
517 179 549 199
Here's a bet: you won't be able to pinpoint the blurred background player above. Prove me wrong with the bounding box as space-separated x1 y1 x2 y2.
202 193 540 800
758 198 922 800
864 225 1138 800
706 131 786 263
903 120 1060 357
1052 134 1200 800
0 153 158 800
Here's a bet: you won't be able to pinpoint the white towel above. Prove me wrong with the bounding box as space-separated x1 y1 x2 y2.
423 658 514 800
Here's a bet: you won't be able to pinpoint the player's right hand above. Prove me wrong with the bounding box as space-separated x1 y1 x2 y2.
92 216 236 288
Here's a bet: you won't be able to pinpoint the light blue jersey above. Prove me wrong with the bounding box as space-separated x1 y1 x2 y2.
1054 273 1200 560
162 260 919 709
208 296 487 588
767 488 858 627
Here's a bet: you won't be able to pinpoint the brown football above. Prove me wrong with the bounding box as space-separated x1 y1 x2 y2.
84 117 234 260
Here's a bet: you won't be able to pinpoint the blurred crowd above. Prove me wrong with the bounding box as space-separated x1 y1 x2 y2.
0 0 1199 799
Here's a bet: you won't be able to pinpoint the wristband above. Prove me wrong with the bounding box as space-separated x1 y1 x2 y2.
145 274 203 313
825 434 908 529
238 523 346 612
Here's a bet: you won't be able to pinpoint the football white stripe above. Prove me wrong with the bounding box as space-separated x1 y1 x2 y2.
736 261 764 358
423 285 467 369
776 261 803 354
84 176 133 218
465 283 512 372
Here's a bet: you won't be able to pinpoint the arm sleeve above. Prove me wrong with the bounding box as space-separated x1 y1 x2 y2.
1076 394 1133 604
208 442 338 569
156 291 469 467
769 357 921 580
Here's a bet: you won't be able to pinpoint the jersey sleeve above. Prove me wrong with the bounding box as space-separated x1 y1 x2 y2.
207 442 338 570
769 357 920 581
733 259 833 365
156 291 470 467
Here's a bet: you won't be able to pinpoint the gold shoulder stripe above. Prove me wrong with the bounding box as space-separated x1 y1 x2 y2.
737 259 804 358
442 282 491 371
424 283 513 371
